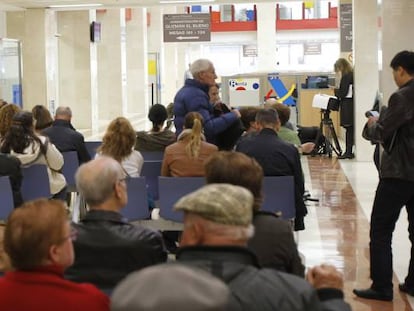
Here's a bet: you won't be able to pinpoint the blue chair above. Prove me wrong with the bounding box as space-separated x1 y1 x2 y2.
62 151 79 192
84 141 102 159
140 151 164 161
0 176 14 220
158 177 205 222
122 177 151 221
262 176 295 220
21 165 51 202
141 161 162 201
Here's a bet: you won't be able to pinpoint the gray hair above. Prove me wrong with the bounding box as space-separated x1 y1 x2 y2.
55 106 72 118
190 59 213 79
75 156 124 207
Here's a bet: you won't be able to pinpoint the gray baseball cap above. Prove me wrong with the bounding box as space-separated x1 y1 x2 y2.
173 183 253 226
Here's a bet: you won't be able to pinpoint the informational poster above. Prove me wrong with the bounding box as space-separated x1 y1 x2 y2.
340 3 353 53
228 78 260 107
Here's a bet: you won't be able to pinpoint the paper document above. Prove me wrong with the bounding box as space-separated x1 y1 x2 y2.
312 94 338 110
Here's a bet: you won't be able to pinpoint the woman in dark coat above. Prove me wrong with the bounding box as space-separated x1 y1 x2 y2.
334 58 354 159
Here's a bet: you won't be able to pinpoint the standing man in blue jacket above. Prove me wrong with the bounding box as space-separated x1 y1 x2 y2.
174 59 241 144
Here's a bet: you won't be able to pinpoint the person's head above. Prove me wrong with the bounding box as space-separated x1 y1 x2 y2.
255 108 280 131
205 151 263 211
208 83 220 104
98 117 136 162
0 103 21 137
0 100 7 109
174 183 254 247
4 199 75 270
190 59 217 87
182 112 204 159
390 50 414 87
334 58 353 75
111 264 230 311
270 103 290 126
32 105 53 131
0 110 45 154
148 104 168 132
263 97 280 108
55 106 72 121
75 156 127 210
239 106 260 132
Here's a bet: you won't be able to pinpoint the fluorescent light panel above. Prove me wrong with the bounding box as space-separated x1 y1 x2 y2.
48 3 103 8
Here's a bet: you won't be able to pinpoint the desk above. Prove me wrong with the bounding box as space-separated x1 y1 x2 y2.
298 88 341 135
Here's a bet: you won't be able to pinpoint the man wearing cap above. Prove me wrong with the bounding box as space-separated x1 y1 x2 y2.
175 183 351 311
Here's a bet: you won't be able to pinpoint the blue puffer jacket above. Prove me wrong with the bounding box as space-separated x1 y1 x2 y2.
173 79 239 144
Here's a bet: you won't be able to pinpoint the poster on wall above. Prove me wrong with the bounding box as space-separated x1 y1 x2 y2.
228 78 260 107
340 3 353 53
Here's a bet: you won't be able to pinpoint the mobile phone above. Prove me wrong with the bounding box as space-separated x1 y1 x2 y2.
365 110 379 118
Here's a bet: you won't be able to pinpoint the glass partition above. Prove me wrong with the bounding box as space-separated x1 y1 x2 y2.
0 39 22 107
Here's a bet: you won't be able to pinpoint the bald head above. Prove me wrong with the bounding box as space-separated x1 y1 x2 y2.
55 106 72 121
264 98 281 107
75 156 124 207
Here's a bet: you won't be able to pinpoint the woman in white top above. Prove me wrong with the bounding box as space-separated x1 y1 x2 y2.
0 111 66 199
96 117 143 177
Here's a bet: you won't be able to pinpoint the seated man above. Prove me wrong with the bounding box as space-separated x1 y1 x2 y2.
174 184 351 311
236 108 307 231
0 153 22 207
0 199 109 311
65 156 167 290
42 106 91 164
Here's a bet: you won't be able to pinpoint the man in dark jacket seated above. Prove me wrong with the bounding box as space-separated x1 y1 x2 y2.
42 106 90 164
174 184 351 311
236 108 307 230
65 156 167 291
0 153 22 208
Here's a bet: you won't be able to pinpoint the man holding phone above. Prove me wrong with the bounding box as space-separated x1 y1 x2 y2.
354 50 414 301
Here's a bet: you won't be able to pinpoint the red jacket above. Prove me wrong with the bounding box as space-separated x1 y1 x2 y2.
0 265 109 311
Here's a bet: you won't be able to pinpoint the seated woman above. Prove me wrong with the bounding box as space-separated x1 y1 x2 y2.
32 105 53 132
96 117 143 177
1 111 66 200
204 151 305 277
162 112 218 177
135 104 175 152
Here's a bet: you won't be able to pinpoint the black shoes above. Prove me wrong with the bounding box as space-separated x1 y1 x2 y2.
353 288 393 301
338 153 355 159
399 283 414 296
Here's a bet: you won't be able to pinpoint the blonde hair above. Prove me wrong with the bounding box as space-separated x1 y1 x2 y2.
334 58 353 75
98 117 136 162
183 112 204 159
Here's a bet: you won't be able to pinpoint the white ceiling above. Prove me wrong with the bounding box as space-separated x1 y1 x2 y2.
0 0 298 11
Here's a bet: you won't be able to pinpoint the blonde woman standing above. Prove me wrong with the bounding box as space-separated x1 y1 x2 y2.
161 112 218 177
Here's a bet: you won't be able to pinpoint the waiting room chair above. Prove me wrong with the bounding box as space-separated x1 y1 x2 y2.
123 177 151 221
141 160 162 201
0 176 14 220
21 165 51 202
158 177 205 223
84 141 102 159
140 151 164 161
62 151 79 192
262 176 295 220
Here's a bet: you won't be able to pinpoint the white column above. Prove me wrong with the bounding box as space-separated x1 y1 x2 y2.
256 3 277 71
353 0 379 161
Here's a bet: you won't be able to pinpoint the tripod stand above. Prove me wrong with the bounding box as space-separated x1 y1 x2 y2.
318 109 342 157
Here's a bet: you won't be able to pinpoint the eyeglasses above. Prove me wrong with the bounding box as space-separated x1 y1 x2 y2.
57 228 78 244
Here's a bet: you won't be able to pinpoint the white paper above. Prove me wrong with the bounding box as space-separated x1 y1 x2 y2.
312 94 338 110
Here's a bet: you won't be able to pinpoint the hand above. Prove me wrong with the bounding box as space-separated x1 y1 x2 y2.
301 142 315 154
232 109 241 118
367 116 378 127
306 264 343 290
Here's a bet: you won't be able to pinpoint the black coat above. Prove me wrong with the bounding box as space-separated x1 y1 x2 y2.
335 72 354 127
0 153 22 207
236 128 307 230
42 119 91 164
177 246 351 311
65 210 167 290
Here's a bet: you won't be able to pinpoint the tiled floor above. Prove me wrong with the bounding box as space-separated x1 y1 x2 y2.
300 156 414 310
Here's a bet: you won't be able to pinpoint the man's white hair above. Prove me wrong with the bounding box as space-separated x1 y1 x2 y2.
190 59 213 79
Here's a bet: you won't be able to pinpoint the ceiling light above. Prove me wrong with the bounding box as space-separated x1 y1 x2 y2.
48 3 103 8
160 0 214 3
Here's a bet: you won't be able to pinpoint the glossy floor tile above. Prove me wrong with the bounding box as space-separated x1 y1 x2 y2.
300 156 413 311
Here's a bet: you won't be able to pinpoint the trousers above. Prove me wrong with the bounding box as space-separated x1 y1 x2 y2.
370 178 414 291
